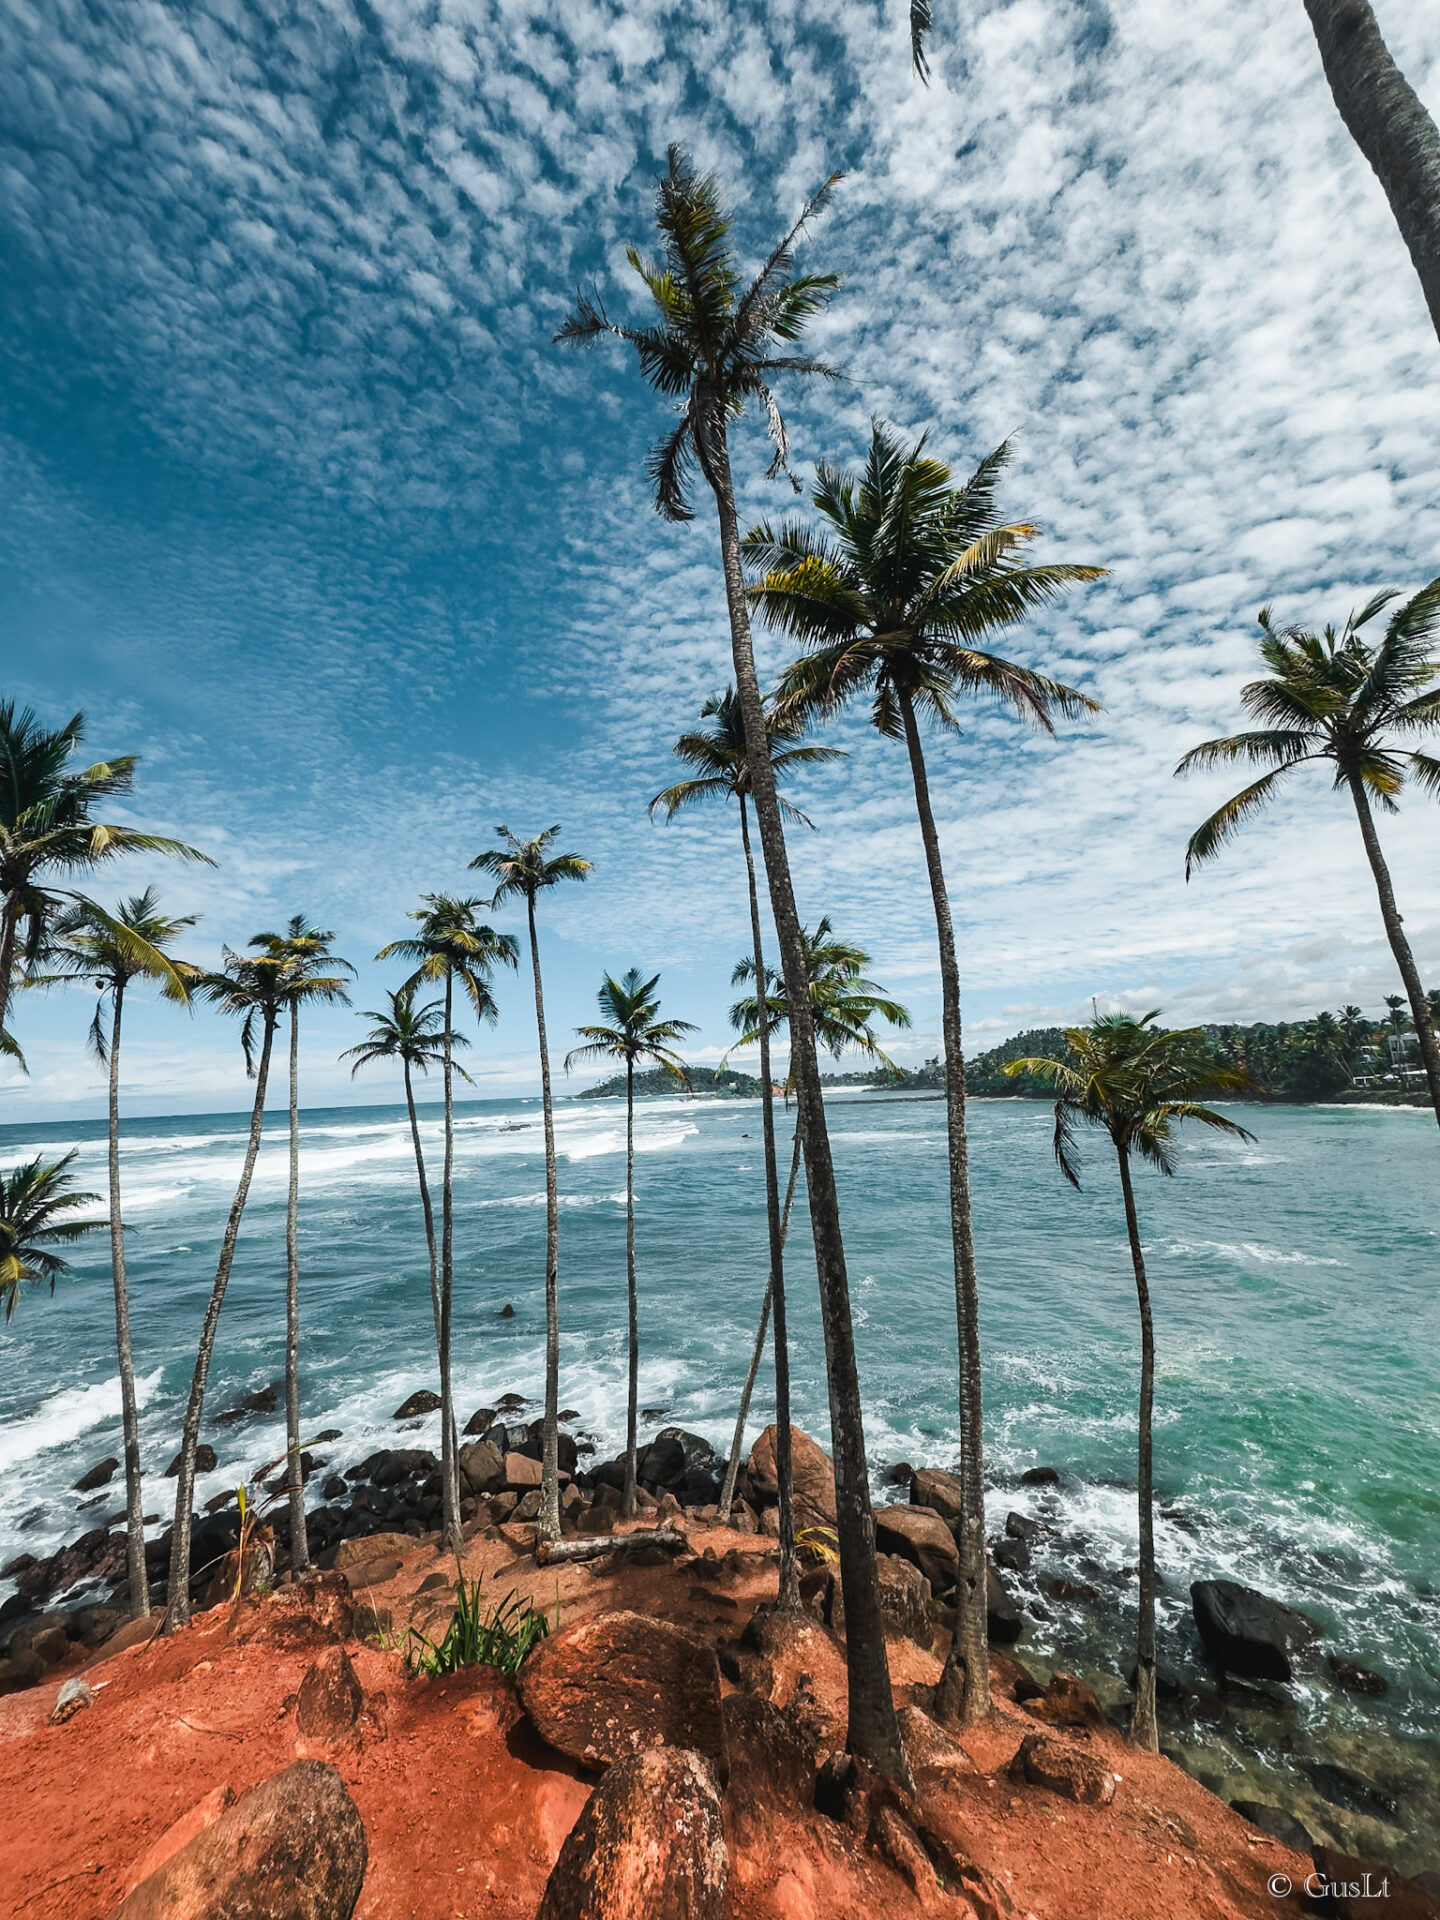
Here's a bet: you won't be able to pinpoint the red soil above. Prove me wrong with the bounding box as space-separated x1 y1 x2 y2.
0 1522 1315 1920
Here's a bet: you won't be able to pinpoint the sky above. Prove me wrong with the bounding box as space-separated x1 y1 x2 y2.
3 0 1439 1120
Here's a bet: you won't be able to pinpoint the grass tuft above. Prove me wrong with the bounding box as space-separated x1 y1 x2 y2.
404 1578 553 1678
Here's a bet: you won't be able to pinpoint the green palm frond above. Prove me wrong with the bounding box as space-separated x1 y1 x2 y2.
0 1151 103 1320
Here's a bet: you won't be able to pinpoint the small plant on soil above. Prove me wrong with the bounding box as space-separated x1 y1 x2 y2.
795 1525 840 1567
404 1581 552 1678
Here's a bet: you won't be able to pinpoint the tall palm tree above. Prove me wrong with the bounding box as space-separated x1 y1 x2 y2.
1002 1015 1254 1752
757 423 1103 1724
1176 585 1440 1129
720 919 911 1586
564 970 695 1518
557 154 914 1786
0 701 209 1044
45 890 198 1618
1302 0 1440 350
343 989 472 1354
251 917 352 1575
0 1152 102 1321
650 690 843 1580
379 900 518 1550
471 829 590 1547
167 944 288 1624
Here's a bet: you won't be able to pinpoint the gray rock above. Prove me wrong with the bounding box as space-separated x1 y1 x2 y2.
1190 1578 1322 1681
74 1457 119 1492
1230 1799 1313 1852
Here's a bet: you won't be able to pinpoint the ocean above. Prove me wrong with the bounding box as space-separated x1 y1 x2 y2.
2 1089 1437 1858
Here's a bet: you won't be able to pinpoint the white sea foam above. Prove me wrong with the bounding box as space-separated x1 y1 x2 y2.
1 1369 163 1470
1158 1237 1343 1268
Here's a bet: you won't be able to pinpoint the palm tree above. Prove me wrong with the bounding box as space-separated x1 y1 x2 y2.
650 690 843 1579
166 944 288 1624
343 990 472 1355
45 890 198 1618
251 917 352 1576
720 919 911 1589
471 829 590 1547
756 422 1103 1724
1002 1014 1254 1752
1176 585 1440 1129
564 970 695 1518
379 899 518 1550
0 701 209 1045
1302 1 1440 349
0 1152 102 1321
557 155 913 1786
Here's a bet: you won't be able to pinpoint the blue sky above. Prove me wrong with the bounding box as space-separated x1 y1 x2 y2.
3 0 1439 1119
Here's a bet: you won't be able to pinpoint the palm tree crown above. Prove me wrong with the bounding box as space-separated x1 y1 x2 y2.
471 827 592 906
649 687 843 827
45 888 199 1063
729 917 912 1071
199 948 288 1071
555 146 842 522
1176 585 1440 872
751 423 1103 736
565 969 697 1081
253 915 355 1015
343 989 471 1084
1004 1012 1256 1183
0 1152 102 1321
377 896 519 1013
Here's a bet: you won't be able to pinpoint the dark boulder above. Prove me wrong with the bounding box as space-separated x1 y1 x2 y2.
74 1457 119 1492
108 1758 366 1920
993 1533 1030 1574
497 1303 515 1318
1311 1847 1440 1920
496 1392 527 1411
1014 1732 1116 1806
370 1448 438 1488
1230 1800 1313 1851
391 1389 441 1419
637 1433 686 1488
909 1466 963 1521
1019 1466 1060 1486
536 1748 727 1920
986 1563 1024 1644
1328 1653 1388 1696
1190 1578 1322 1681
165 1443 217 1477
214 1382 279 1423
463 1407 495 1437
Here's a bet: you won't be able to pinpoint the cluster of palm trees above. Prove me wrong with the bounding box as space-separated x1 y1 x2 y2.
4 143 1439 1785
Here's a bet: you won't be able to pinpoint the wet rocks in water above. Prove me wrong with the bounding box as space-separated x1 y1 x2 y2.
518 1609 728 1776
1190 1578 1322 1682
1230 1799 1314 1851
986 1563 1024 1644
909 1466 963 1522
496 1391 527 1411
536 1748 728 1920
164 1442 217 1478
463 1407 495 1436
557 1408 580 1423
1328 1653 1388 1696
497 1303 515 1318
214 1382 279 1424
640 1406 668 1422
1304 1759 1400 1822
73 1457 118 1492
391 1389 441 1419
1020 1465 1061 1486
993 1532 1030 1574
110 1758 367 1920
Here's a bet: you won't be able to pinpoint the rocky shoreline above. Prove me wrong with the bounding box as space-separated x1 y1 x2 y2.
3 1387 1436 1885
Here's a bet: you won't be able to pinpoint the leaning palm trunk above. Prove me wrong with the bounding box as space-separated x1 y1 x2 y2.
898 688 991 1725
622 1057 639 1518
527 897 562 1547
283 1009 309 1575
402 1055 442 1350
437 972 461 1551
703 403 909 1784
718 1119 804 1522
1303 0 1440 348
105 981 149 1618
0 909 17 1043
1117 1147 1159 1752
738 794 798 1607
167 1017 276 1626
1348 775 1440 1126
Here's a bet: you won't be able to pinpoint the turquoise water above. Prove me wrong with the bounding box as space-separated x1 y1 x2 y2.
2 1091 1437 1826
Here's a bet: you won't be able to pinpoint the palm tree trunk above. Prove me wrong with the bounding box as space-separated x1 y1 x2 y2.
284 1007 309 1575
1304 0 1440 347
701 402 909 1787
0 905 17 1043
166 1017 275 1627
897 686 990 1726
1348 774 1440 1126
403 1057 442 1352
106 981 149 1619
719 1118 804 1522
1117 1144 1159 1753
528 895 562 1547
438 971 460 1551
623 1055 639 1520
738 795 798 1608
